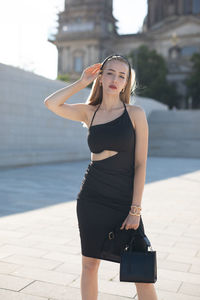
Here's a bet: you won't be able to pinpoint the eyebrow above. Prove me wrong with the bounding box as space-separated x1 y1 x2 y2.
106 68 126 75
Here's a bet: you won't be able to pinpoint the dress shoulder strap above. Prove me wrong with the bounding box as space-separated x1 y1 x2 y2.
89 104 101 128
122 101 126 110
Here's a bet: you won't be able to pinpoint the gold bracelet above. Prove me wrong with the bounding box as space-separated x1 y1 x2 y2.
129 211 141 217
130 206 142 214
131 205 142 210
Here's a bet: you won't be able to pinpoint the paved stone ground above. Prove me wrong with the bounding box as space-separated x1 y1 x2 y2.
0 157 200 300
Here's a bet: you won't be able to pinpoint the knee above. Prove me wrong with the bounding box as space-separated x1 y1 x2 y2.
82 256 100 273
135 282 155 289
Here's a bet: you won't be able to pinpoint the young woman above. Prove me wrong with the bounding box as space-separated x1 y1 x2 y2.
44 54 158 300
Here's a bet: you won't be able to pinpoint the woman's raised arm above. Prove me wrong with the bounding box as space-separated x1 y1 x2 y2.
44 63 101 122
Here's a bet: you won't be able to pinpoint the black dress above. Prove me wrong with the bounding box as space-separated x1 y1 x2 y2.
76 101 147 261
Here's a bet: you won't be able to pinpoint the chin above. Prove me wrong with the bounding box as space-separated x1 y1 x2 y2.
106 89 118 94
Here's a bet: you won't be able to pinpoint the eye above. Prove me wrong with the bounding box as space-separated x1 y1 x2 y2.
107 72 125 79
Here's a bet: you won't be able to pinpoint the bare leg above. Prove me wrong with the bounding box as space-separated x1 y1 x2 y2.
135 282 158 300
81 255 101 300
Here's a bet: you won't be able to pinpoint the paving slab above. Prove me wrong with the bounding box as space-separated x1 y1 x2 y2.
0 157 199 299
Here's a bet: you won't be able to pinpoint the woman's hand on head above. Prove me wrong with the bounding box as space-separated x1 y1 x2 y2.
80 63 102 86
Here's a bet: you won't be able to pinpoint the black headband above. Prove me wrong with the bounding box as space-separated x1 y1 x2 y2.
100 54 131 72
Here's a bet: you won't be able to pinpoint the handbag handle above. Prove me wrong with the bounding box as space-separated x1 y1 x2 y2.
126 227 154 252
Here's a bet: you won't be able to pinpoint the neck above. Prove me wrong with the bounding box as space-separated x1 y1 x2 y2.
100 93 123 112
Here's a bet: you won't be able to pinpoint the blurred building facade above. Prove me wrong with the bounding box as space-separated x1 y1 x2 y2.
49 0 200 108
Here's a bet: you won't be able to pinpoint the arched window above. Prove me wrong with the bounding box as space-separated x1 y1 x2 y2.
192 0 200 13
168 46 181 60
74 56 83 73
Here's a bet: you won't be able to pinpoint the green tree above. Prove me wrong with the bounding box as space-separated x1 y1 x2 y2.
57 73 71 82
185 52 200 109
128 45 181 109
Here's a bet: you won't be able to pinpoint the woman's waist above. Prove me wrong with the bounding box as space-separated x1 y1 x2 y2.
89 151 134 174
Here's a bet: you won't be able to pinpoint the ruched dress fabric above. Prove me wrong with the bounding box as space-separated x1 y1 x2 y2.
76 101 147 261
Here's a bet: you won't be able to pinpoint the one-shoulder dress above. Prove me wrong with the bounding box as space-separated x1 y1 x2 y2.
76 101 147 261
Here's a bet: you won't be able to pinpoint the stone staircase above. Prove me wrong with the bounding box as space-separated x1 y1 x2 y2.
148 110 200 158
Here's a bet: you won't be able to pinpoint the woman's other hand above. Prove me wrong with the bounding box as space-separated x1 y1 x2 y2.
120 214 140 230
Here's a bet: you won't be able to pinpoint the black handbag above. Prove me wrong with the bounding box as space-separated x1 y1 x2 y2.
120 227 157 283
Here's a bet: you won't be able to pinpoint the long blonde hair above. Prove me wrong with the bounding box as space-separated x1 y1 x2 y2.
85 54 136 106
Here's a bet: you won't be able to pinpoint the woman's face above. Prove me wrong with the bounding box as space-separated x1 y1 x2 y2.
100 60 129 95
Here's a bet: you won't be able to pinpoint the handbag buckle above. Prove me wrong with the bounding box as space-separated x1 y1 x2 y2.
124 245 129 251
108 231 114 240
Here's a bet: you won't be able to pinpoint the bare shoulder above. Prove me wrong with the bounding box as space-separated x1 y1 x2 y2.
126 103 146 114
126 104 148 130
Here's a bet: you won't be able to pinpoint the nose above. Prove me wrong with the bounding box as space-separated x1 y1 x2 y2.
112 75 118 83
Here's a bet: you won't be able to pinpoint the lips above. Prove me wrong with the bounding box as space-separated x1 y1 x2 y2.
109 85 117 89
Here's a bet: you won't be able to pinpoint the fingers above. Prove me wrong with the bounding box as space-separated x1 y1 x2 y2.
88 63 101 70
85 64 101 77
125 225 131 230
120 221 125 230
120 221 139 231
91 64 102 74
120 220 129 230
91 68 101 75
93 63 102 67
121 224 130 230
90 63 102 71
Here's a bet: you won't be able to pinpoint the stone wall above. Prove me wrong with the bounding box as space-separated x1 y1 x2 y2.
148 109 200 158
0 63 90 168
